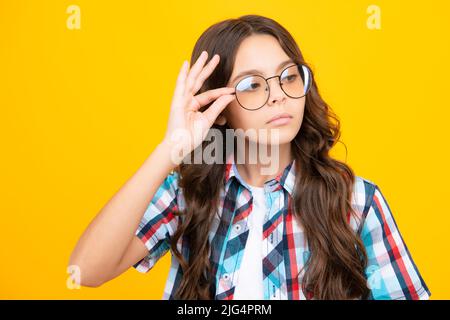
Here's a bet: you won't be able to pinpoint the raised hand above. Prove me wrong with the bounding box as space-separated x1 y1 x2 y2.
162 51 236 164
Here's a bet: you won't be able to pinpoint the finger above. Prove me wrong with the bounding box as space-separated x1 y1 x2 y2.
189 87 236 111
185 51 208 94
202 94 236 127
170 60 190 110
174 60 189 99
192 54 220 93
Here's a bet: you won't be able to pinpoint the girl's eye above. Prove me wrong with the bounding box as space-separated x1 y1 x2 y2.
282 74 297 82
236 77 263 92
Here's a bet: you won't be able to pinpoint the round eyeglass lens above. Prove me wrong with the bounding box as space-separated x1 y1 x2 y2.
280 64 311 98
235 75 268 110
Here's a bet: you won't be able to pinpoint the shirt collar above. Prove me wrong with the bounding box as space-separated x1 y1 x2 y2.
223 152 296 196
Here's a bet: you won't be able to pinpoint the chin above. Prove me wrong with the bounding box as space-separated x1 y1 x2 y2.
253 127 298 145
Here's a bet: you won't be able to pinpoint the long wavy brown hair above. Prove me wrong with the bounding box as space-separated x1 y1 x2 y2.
168 14 370 300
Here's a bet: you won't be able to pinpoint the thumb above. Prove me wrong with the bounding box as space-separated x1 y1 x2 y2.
202 94 235 128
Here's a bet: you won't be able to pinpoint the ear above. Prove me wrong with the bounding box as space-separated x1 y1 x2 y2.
214 113 227 126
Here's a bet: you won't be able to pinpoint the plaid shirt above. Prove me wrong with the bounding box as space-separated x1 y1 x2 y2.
133 154 431 300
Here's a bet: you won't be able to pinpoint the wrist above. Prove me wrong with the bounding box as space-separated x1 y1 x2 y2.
157 139 187 169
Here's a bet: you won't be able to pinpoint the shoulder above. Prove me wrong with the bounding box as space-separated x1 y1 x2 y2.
165 169 187 210
166 169 180 187
352 175 377 212
155 170 180 197
349 175 379 232
148 170 182 210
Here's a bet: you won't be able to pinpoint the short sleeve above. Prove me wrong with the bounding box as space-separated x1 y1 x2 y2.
133 171 180 273
360 184 431 300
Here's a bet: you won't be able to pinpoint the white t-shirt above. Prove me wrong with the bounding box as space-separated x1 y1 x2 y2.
233 185 267 300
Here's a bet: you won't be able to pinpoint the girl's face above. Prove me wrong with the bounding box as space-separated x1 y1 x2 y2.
219 34 305 145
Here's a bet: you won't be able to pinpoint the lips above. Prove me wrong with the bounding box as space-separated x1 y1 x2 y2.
266 113 293 124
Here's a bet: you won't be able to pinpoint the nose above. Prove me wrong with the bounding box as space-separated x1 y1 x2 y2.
266 76 286 106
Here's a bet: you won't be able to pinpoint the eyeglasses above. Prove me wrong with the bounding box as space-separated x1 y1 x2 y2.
231 63 312 111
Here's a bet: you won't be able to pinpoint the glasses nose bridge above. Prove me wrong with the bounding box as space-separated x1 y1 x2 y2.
264 74 284 96
265 74 281 84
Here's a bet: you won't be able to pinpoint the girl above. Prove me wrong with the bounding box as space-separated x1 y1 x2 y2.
69 14 431 300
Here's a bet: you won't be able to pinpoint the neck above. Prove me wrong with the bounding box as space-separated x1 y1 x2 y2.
234 139 293 188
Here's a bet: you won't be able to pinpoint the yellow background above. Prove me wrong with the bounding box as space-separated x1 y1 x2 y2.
1 0 448 299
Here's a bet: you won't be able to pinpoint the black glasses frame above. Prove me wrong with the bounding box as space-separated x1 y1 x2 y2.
231 63 313 111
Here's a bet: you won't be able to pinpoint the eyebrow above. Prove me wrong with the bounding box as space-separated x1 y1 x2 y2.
230 59 294 84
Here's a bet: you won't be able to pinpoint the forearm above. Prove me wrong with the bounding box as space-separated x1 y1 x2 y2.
68 140 177 284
